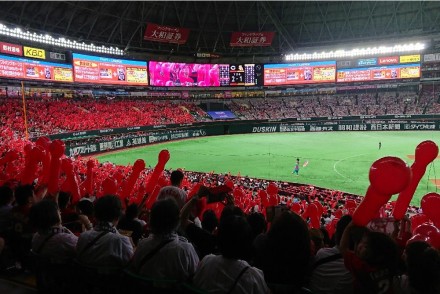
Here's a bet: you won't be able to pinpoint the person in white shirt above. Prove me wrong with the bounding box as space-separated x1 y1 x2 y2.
76 195 133 268
157 170 187 208
130 198 199 282
193 214 269 294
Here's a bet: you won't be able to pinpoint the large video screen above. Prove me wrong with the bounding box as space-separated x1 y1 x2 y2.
218 64 264 87
149 61 220 87
73 53 148 86
264 61 336 86
0 54 73 82
336 63 420 83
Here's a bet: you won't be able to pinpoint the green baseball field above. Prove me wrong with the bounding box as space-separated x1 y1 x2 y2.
97 131 440 206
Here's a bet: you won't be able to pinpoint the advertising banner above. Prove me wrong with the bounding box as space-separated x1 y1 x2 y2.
230 32 275 47
0 42 22 56
23 46 46 59
149 61 220 87
399 54 421 63
144 23 190 44
336 63 420 82
0 54 73 82
73 53 148 86
264 61 336 86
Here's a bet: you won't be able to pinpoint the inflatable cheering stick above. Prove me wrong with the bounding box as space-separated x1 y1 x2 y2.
121 159 145 200
353 156 411 226
421 192 440 229
47 140 65 196
393 141 438 220
145 150 170 209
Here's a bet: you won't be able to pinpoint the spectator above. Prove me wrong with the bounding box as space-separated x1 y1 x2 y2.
157 169 187 208
309 215 353 294
130 198 199 282
340 222 399 294
254 211 311 293
29 199 77 262
192 214 269 294
76 195 133 268
117 203 144 246
397 241 440 294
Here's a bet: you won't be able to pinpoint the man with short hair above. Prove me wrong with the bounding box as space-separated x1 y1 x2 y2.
157 170 187 208
76 195 133 268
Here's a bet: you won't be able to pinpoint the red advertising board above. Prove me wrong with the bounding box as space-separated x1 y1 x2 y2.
0 54 73 82
230 32 275 47
337 64 420 83
378 56 399 65
264 61 336 86
72 53 148 86
144 23 190 45
0 42 22 56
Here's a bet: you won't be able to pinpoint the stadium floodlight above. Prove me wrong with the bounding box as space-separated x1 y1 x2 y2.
285 42 425 61
0 22 124 56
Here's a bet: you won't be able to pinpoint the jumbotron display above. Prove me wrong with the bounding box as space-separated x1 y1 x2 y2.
264 61 336 86
72 53 148 86
218 64 264 86
336 64 420 83
149 61 220 87
0 54 73 82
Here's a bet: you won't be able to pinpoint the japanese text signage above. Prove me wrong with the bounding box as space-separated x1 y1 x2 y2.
73 53 148 86
264 61 336 86
0 54 73 82
230 32 275 47
144 23 190 45
23 46 46 60
0 42 22 56
399 54 420 63
336 63 420 83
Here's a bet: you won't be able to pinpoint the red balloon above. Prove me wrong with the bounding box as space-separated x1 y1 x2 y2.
258 190 268 208
394 141 439 220
102 177 118 196
334 209 343 219
413 223 440 237
158 150 170 167
345 199 357 210
353 157 411 226
120 159 145 199
410 214 429 233
267 182 278 195
421 193 440 228
290 202 301 214
50 140 65 158
407 234 430 245
225 180 234 189
60 158 81 203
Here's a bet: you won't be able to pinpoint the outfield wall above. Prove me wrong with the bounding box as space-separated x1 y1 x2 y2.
60 114 440 156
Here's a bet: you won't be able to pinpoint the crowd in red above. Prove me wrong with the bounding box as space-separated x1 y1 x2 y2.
1 85 440 293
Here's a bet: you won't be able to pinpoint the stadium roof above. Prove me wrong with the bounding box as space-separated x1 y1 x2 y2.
1 1 440 62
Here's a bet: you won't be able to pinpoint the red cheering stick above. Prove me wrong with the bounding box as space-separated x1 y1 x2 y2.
35 137 51 185
22 146 44 185
144 150 170 209
102 177 118 196
121 159 145 200
393 141 438 220
61 158 81 204
84 159 95 196
353 156 411 226
47 140 66 196
421 193 440 229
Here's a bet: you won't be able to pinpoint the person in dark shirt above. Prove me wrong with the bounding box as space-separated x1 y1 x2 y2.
117 204 144 246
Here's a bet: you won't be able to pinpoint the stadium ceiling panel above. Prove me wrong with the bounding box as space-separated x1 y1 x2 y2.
0 1 440 58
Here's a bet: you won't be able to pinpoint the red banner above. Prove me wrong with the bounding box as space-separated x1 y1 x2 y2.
0 42 22 56
144 23 190 44
378 56 399 65
230 32 275 47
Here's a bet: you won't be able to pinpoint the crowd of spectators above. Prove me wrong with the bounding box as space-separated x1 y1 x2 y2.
2 87 440 139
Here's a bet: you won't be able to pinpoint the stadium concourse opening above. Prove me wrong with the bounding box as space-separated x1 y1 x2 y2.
1 1 440 293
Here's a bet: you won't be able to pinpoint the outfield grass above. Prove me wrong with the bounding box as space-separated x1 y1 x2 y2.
97 131 440 205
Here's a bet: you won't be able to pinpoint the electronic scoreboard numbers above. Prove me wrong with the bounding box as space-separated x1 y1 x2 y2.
229 64 245 86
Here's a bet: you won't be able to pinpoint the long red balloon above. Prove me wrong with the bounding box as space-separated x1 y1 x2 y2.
393 141 438 220
47 140 65 196
144 150 170 209
353 156 411 226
